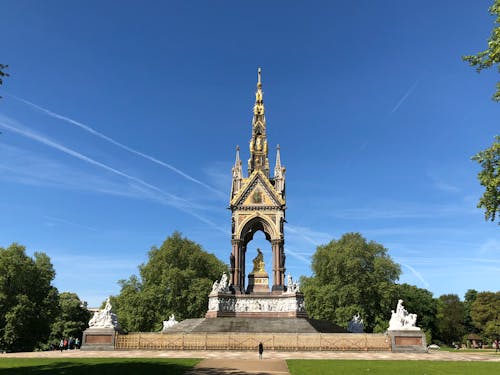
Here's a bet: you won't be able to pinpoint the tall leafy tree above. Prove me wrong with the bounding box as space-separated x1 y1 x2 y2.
49 292 90 343
111 232 227 332
470 291 500 338
472 136 500 225
464 289 479 334
0 244 59 352
463 0 500 101
436 294 466 345
301 233 401 332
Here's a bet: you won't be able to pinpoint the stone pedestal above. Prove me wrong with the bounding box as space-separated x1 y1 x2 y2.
81 328 119 351
388 330 427 353
246 270 269 294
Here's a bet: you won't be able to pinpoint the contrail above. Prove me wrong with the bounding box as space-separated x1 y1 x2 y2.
390 79 420 114
400 262 430 288
7 94 224 197
0 118 227 233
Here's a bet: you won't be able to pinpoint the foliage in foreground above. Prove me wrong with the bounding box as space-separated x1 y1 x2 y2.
300 232 401 333
286 359 500 375
0 358 200 375
0 244 59 352
463 0 500 101
111 231 227 332
472 136 500 225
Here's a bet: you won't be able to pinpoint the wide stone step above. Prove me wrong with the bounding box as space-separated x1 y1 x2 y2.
163 317 346 333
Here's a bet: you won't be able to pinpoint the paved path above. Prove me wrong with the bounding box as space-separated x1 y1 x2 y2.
3 349 500 362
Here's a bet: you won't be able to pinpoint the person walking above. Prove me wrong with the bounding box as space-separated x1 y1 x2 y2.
495 339 499 353
59 339 64 352
258 342 264 360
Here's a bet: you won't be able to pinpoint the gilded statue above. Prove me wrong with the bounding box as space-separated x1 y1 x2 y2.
252 248 265 273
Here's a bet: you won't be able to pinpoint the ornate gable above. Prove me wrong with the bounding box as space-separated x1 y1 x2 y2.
230 170 284 209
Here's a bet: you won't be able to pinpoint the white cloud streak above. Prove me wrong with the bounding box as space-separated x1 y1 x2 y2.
390 79 420 114
0 118 226 233
8 94 224 197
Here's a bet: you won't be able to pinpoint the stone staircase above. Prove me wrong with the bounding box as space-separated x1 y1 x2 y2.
165 317 346 333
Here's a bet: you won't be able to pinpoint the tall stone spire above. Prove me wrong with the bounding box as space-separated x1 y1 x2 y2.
231 146 243 198
248 67 270 177
274 144 286 196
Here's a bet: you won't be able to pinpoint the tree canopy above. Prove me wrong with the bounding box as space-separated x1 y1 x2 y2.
111 232 227 332
301 232 401 332
49 292 90 344
0 243 59 352
463 0 500 101
472 136 500 225
436 294 466 345
470 291 500 338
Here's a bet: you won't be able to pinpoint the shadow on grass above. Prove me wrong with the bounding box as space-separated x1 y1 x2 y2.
0 358 200 375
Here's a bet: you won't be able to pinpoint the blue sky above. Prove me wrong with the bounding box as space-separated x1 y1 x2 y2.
1 1 499 307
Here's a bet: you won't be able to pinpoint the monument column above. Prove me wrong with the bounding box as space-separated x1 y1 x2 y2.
231 239 241 291
271 239 285 291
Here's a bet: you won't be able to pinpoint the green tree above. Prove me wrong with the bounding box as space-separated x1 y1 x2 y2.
0 244 59 352
393 284 438 341
472 136 500 225
111 232 227 332
463 0 500 101
301 233 401 332
49 292 90 344
436 294 466 345
464 289 479 333
470 291 500 338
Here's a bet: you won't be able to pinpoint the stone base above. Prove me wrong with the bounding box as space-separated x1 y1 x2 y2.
388 330 427 353
81 328 119 351
246 271 269 294
206 292 307 318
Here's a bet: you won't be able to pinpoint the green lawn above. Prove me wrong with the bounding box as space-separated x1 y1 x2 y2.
287 359 500 375
0 358 201 375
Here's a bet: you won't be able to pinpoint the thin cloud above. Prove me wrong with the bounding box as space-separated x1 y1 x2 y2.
0 118 226 233
8 93 224 197
390 79 420 114
400 262 430 289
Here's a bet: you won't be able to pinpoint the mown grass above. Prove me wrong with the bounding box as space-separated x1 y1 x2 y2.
0 357 201 375
286 359 500 375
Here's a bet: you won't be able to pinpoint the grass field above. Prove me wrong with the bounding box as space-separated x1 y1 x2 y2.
0 358 201 375
286 359 500 375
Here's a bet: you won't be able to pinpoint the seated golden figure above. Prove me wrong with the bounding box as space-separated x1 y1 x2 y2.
252 248 266 273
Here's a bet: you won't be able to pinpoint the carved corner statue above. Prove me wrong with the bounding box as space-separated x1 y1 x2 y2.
252 248 265 273
162 314 179 331
211 272 230 295
347 313 364 333
285 273 300 293
88 297 121 330
388 299 420 331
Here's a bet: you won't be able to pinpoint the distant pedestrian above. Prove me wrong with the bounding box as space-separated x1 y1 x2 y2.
63 338 68 350
258 342 263 360
75 338 80 350
59 339 64 352
495 339 499 353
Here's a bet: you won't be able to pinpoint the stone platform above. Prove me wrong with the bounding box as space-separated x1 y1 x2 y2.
163 317 346 333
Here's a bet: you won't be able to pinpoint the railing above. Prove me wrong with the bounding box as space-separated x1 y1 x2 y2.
115 332 390 351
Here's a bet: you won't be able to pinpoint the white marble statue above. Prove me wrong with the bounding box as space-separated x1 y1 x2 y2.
347 313 364 333
210 272 230 295
285 273 300 293
162 314 179 331
88 297 121 330
388 299 420 331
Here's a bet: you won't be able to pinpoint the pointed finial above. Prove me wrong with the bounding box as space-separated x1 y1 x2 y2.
275 144 282 169
257 67 262 88
235 145 241 163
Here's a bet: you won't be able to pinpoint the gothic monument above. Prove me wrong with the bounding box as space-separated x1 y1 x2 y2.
205 68 306 319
